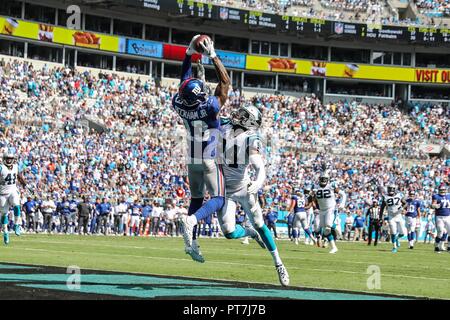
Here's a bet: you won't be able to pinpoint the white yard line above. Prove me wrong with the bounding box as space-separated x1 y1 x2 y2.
20 247 450 283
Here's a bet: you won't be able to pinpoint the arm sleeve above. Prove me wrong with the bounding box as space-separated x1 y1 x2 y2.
180 55 193 83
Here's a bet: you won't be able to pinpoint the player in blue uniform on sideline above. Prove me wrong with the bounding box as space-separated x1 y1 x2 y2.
173 35 231 262
432 185 450 253
405 190 422 249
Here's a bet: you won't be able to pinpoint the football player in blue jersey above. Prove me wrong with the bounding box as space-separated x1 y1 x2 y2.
405 190 422 249
432 185 450 253
288 188 317 245
173 35 231 262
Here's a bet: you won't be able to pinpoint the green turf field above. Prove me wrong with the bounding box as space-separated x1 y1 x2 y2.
0 234 448 299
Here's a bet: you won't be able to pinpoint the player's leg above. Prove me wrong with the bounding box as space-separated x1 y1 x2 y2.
389 217 399 253
181 164 205 249
300 212 316 245
322 208 338 253
10 192 21 236
219 198 254 241
292 213 300 245
407 217 416 249
243 194 289 286
443 217 450 252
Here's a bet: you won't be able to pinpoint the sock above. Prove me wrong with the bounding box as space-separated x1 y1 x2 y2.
392 234 397 248
1 214 8 230
188 198 203 241
224 224 247 239
292 229 298 239
256 225 277 252
194 196 224 221
443 233 448 241
304 228 313 239
329 240 337 249
407 233 411 241
270 249 283 266
411 231 416 242
13 206 21 225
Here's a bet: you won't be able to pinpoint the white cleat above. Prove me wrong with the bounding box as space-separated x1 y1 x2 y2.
329 247 338 254
241 237 250 245
294 238 299 245
180 215 195 250
187 240 205 263
276 264 290 287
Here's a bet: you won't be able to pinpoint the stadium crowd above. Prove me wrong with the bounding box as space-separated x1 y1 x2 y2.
0 58 448 239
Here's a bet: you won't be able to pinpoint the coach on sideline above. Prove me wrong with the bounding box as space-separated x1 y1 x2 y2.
77 196 91 235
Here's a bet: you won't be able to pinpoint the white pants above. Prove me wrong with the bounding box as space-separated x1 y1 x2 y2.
219 186 264 235
435 215 450 238
313 213 321 233
0 191 20 214
389 214 406 236
405 216 417 233
293 211 310 230
319 207 336 233
130 215 140 228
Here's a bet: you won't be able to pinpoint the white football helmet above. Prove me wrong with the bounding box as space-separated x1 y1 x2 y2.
231 105 262 130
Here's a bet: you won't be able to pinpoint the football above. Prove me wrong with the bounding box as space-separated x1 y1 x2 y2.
194 35 211 54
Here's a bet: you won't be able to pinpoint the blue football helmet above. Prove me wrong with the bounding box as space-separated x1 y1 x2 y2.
179 78 207 108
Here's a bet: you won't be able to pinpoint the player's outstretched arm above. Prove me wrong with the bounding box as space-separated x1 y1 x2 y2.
180 35 200 83
199 38 230 107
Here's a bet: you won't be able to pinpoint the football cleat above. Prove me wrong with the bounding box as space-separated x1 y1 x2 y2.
14 225 20 236
275 264 289 287
3 232 9 245
241 237 250 245
409 246 414 250
329 247 338 254
180 215 195 250
186 246 205 263
294 238 299 245
435 247 442 253
392 247 398 253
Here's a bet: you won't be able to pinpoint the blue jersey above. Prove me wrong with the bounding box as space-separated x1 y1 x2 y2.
58 201 71 216
97 203 112 216
24 200 37 214
433 194 450 217
291 195 306 213
172 94 221 159
142 205 152 218
406 198 422 217
130 204 142 216
69 200 78 213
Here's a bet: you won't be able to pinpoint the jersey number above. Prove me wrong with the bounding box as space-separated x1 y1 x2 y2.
316 190 331 199
387 197 400 206
5 173 16 185
441 199 450 209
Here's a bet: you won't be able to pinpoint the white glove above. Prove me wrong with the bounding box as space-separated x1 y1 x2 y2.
199 37 217 59
248 182 262 195
186 34 201 56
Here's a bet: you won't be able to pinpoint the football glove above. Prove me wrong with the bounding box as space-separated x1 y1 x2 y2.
199 37 217 59
186 34 201 56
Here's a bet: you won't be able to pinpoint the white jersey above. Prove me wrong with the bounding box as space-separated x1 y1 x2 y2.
221 121 262 193
0 164 18 195
383 193 403 217
314 183 336 211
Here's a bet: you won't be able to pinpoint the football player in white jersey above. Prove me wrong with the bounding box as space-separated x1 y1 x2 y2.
312 171 346 254
218 105 289 286
0 151 27 245
380 184 407 253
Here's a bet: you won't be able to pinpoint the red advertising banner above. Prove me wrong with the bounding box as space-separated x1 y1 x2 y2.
163 44 201 62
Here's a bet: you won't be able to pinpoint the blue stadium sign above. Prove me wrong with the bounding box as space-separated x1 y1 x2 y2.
126 39 163 58
201 50 246 69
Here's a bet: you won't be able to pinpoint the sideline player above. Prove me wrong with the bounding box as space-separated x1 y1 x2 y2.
432 185 450 253
0 151 28 245
380 184 406 253
405 190 422 249
217 105 289 286
289 188 317 245
172 35 231 262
